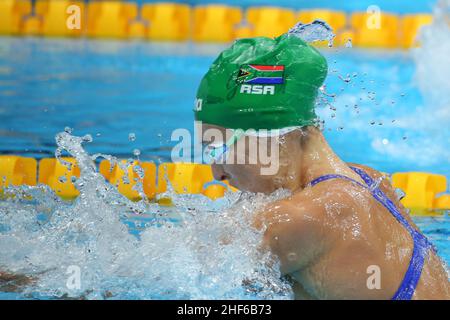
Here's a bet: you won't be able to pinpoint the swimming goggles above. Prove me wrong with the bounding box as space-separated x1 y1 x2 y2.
203 126 302 163
203 129 244 163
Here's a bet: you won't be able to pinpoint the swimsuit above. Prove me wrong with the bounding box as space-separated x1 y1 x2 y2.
308 166 435 300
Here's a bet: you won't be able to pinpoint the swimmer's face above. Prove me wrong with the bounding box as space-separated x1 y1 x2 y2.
200 123 303 194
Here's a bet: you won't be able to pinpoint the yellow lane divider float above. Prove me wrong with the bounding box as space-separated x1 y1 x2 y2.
99 159 156 201
21 0 86 36
0 0 434 49
86 1 137 39
0 156 235 202
0 156 448 214
0 0 32 35
0 155 36 188
350 12 400 48
193 5 242 42
142 2 190 41
38 157 80 199
392 172 450 214
244 6 296 39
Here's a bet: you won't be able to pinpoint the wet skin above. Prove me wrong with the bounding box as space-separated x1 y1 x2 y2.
204 124 450 300
258 164 450 299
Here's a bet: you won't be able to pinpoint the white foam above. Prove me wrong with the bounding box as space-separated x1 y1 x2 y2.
0 132 293 299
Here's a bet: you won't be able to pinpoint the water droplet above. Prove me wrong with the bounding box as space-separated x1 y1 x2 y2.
338 75 351 83
133 149 141 157
58 176 67 183
402 136 407 140
382 139 389 145
345 38 352 48
395 188 406 200
64 127 73 134
82 134 93 143
370 121 376 125
128 133 136 142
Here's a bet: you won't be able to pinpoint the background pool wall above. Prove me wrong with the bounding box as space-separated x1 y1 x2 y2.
0 0 438 49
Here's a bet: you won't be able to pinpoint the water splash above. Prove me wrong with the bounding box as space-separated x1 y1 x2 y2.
0 132 293 299
413 0 450 108
372 0 450 167
288 20 335 47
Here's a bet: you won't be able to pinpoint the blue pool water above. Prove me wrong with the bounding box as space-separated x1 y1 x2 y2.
0 36 449 298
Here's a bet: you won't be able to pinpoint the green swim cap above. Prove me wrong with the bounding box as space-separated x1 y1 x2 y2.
194 33 328 130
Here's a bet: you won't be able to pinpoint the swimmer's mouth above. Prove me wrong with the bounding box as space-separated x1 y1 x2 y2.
219 174 230 181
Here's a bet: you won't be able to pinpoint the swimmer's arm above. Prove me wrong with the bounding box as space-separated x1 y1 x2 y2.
255 199 327 275
0 270 35 292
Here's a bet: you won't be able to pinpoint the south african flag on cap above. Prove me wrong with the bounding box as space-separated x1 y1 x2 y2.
236 64 285 85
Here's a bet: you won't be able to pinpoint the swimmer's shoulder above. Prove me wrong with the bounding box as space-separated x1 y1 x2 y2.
346 162 387 181
346 163 417 226
256 189 340 275
346 162 400 203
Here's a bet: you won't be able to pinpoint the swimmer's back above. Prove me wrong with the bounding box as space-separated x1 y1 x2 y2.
348 163 450 300
259 163 450 299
